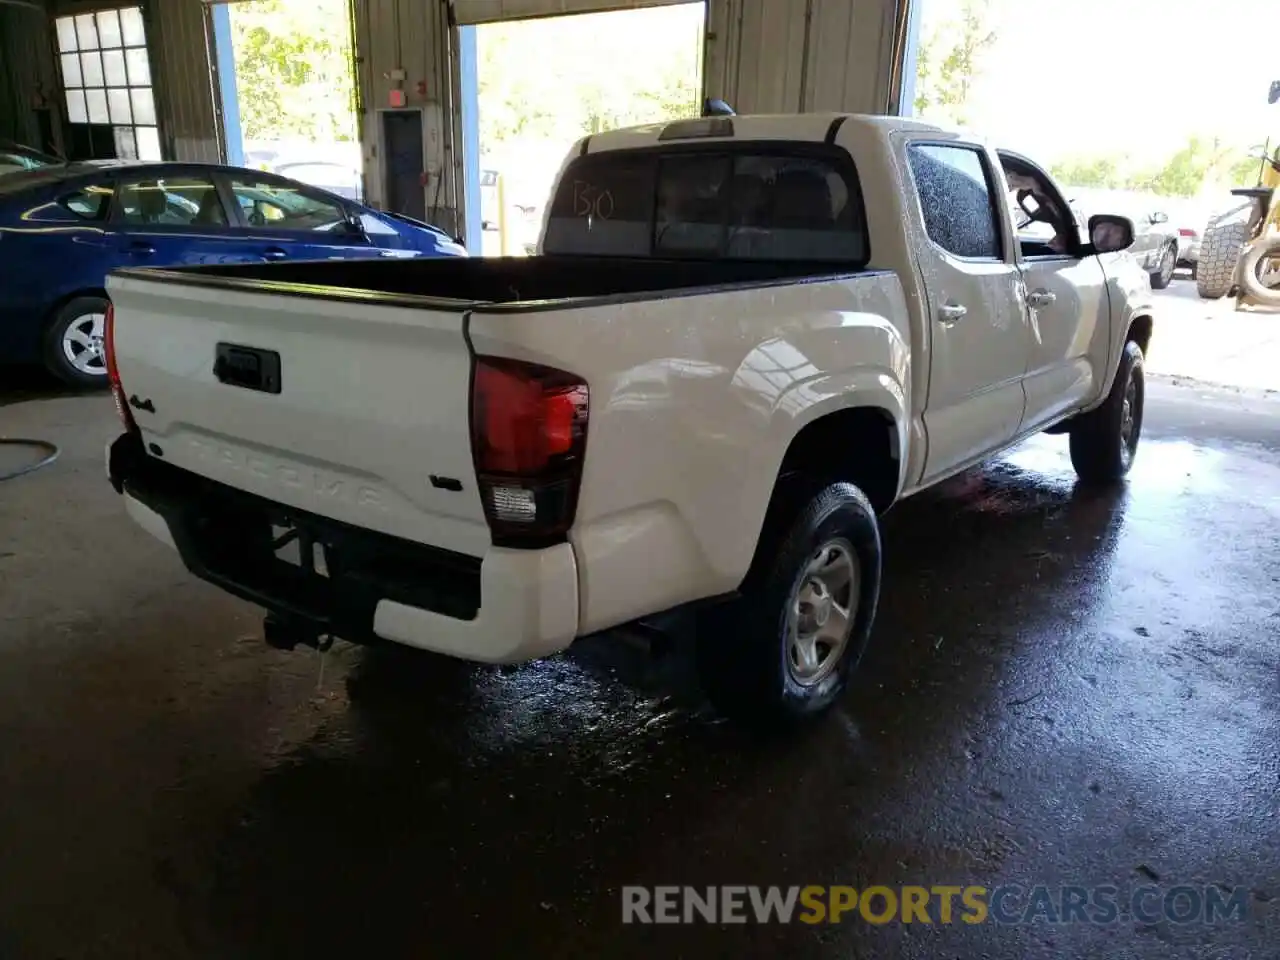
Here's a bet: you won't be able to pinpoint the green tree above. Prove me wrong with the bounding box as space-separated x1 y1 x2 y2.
1227 151 1269 187
228 0 358 143
1050 156 1124 190
475 6 701 158
1051 136 1269 196
913 0 998 126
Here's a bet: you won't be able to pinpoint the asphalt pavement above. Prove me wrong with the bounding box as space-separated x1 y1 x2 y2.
0 377 1276 959
1145 277 1278 394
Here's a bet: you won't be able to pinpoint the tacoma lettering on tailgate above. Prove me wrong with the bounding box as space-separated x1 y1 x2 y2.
187 439 386 510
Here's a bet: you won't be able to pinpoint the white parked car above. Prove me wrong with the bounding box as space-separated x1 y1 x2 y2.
105 113 1153 725
1065 187 1182 289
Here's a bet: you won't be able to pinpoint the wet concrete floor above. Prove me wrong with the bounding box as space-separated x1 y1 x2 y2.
1 375 1277 959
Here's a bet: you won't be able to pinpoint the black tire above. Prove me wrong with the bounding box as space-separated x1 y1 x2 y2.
42 295 111 388
695 482 881 727
1149 242 1176 290
1069 341 1144 484
1238 235 1280 306
1196 204 1250 300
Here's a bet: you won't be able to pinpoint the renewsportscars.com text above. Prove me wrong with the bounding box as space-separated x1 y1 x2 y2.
621 884 1249 925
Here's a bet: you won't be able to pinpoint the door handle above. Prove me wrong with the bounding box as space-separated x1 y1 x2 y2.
262 247 288 261
1026 290 1057 308
938 303 968 323
128 242 156 256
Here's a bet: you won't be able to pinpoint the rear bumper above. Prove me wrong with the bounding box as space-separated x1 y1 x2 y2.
107 434 579 663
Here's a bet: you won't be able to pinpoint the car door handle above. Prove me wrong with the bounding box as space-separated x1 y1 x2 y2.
938 303 968 323
128 242 156 256
1026 290 1057 308
262 247 288 261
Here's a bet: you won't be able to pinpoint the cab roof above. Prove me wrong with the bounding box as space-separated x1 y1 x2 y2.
579 112 949 156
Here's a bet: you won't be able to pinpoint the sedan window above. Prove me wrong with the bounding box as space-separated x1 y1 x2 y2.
116 175 227 227
61 184 114 221
18 182 114 223
229 176 346 232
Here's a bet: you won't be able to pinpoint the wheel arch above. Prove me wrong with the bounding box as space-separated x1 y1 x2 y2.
43 287 110 330
1127 313 1153 357
773 405 904 515
732 400 900 603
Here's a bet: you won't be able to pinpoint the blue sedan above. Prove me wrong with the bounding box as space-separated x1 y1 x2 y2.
0 161 467 385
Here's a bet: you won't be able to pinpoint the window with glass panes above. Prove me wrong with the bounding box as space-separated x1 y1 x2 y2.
55 8 161 161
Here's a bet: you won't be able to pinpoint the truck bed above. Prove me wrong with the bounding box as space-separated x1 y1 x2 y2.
115 255 866 311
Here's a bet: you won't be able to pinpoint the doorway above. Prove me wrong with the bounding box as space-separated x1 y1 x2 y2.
209 0 362 199
381 110 427 222
462 3 705 256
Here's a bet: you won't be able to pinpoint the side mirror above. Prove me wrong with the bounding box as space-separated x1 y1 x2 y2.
1269 80 1279 105
1085 214 1134 255
703 98 736 117
1150 211 1168 225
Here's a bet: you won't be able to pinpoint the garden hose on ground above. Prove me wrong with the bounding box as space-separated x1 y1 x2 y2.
0 438 60 482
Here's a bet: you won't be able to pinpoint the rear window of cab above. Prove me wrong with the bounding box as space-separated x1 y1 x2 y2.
543 147 868 264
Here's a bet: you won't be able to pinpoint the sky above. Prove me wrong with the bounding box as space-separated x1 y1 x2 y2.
916 0 1278 164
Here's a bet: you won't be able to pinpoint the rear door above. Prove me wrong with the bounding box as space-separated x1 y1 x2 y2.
223 172 383 262
110 171 260 267
903 140 1031 483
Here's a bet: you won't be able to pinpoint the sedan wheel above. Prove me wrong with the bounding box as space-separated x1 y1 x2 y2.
1150 244 1176 290
61 311 108 377
42 295 113 387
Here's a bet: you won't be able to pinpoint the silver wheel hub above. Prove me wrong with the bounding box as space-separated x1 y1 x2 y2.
787 539 859 688
61 312 108 376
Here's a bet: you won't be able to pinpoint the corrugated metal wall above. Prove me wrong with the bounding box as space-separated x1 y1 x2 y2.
146 0 219 160
703 0 909 116
52 0 218 161
353 0 461 230
0 0 58 146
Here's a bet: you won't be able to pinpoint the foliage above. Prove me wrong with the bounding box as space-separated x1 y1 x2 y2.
228 0 358 143
913 0 998 126
1048 156 1123 191
476 7 702 160
910 0 1260 199
1051 137 1267 197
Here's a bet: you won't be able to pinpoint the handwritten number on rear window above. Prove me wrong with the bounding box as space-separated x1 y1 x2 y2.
572 180 614 220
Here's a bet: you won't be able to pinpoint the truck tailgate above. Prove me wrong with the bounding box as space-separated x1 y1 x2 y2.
106 273 490 559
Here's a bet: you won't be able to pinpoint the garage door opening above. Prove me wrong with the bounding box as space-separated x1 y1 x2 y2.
210 0 363 200
464 3 705 256
907 0 1280 393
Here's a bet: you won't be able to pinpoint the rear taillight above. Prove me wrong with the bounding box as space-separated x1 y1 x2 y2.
104 303 138 435
470 356 588 545
1178 228 1197 238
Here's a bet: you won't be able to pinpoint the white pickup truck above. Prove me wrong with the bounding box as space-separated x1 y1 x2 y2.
105 113 1154 724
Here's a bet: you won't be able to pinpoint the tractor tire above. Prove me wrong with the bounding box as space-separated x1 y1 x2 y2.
1239 235 1280 306
1196 205 1251 300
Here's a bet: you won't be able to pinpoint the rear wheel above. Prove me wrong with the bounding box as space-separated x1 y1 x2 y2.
1196 204 1251 300
1149 242 1176 290
1069 340 1144 483
42 295 111 387
695 482 881 726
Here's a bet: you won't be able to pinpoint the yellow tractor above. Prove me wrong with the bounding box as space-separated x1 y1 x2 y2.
1196 80 1280 307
